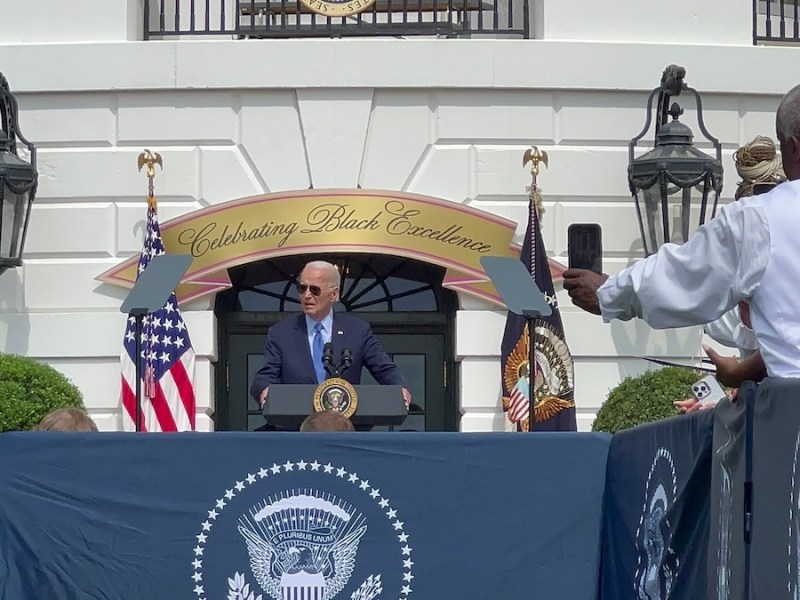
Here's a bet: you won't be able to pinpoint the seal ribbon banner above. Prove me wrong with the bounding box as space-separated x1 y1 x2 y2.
97 189 566 307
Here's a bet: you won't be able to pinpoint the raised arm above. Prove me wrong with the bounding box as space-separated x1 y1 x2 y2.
596 199 769 329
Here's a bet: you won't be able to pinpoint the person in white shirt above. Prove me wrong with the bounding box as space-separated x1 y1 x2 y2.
563 83 800 385
675 136 785 412
699 135 783 361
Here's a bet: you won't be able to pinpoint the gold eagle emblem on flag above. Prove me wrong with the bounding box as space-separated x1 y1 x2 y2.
502 321 575 430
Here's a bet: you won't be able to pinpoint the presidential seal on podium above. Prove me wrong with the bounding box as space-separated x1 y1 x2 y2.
313 378 359 418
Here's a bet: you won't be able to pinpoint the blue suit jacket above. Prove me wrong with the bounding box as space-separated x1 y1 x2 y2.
249 313 406 400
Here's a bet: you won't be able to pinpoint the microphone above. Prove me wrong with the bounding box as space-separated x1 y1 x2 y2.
340 347 353 374
322 342 337 378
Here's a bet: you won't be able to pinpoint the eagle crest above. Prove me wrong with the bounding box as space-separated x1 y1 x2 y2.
502 321 575 427
238 493 367 600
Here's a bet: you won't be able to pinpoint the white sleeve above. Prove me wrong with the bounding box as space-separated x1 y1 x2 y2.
596 199 770 329
703 308 759 353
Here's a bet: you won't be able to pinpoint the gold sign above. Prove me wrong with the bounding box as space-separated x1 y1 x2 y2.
96 189 565 306
313 378 359 418
300 0 376 17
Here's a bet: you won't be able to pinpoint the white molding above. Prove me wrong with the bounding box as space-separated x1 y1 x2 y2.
0 40 797 95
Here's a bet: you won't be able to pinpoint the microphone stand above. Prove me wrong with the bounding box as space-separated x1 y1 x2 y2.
340 348 352 376
322 343 338 379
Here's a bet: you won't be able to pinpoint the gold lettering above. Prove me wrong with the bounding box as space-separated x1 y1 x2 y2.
384 200 492 253
177 223 215 257
176 219 297 257
384 200 418 235
302 204 382 233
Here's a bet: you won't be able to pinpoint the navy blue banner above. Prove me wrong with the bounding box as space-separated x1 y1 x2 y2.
708 394 749 600
0 432 609 599
600 411 714 599
750 378 800 599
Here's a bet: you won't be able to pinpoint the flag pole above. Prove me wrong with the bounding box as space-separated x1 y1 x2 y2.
133 149 163 432
522 146 548 432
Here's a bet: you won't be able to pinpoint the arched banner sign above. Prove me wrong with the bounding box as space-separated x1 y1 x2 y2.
97 189 565 306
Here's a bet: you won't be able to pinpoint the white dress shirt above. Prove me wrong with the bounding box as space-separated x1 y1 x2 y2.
598 179 800 377
703 308 758 359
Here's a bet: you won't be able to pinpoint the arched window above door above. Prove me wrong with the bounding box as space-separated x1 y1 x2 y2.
217 254 448 313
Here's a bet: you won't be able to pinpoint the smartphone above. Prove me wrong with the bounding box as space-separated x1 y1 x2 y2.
691 375 727 406
568 223 603 273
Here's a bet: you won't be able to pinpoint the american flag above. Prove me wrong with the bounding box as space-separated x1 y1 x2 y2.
120 204 196 432
507 349 531 423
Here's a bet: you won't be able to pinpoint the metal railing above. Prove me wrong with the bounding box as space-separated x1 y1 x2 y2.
144 0 530 38
754 0 800 42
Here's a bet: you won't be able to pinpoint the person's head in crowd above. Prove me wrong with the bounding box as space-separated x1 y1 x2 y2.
776 83 800 181
734 135 787 200
36 407 99 432
298 261 341 321
300 410 354 432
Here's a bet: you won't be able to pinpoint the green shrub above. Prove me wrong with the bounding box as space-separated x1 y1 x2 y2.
0 353 85 432
592 366 703 434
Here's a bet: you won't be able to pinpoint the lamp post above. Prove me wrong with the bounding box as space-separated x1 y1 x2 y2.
0 72 37 276
628 65 723 256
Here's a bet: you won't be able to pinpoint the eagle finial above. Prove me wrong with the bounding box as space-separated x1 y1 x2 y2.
522 146 549 176
522 146 549 219
137 149 163 209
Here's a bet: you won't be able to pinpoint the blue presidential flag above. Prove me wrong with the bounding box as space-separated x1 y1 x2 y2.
500 196 577 431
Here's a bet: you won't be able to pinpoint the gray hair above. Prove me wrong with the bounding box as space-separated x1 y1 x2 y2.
303 260 341 289
776 84 800 143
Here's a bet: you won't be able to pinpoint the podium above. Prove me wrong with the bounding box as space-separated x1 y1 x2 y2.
262 384 408 430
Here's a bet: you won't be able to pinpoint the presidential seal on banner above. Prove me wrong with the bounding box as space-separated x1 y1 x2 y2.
300 0 376 17
634 447 678 600
192 458 414 599
313 378 359 418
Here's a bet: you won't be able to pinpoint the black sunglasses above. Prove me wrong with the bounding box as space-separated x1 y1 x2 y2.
297 284 324 296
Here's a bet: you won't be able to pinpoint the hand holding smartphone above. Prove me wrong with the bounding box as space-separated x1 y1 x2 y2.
567 223 603 274
691 375 727 406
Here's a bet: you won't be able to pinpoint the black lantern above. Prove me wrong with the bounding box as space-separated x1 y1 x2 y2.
0 72 37 275
628 65 723 256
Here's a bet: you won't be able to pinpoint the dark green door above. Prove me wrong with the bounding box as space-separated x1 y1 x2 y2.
223 328 448 431
215 254 458 432
362 333 446 431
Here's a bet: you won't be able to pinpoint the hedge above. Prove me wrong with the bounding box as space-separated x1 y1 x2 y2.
0 353 85 432
592 366 703 434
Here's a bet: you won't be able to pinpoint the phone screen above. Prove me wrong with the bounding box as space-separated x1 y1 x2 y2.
568 224 603 273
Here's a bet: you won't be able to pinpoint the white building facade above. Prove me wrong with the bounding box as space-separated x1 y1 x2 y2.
0 0 796 432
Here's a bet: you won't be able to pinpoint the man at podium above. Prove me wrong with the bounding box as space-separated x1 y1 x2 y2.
249 261 411 411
